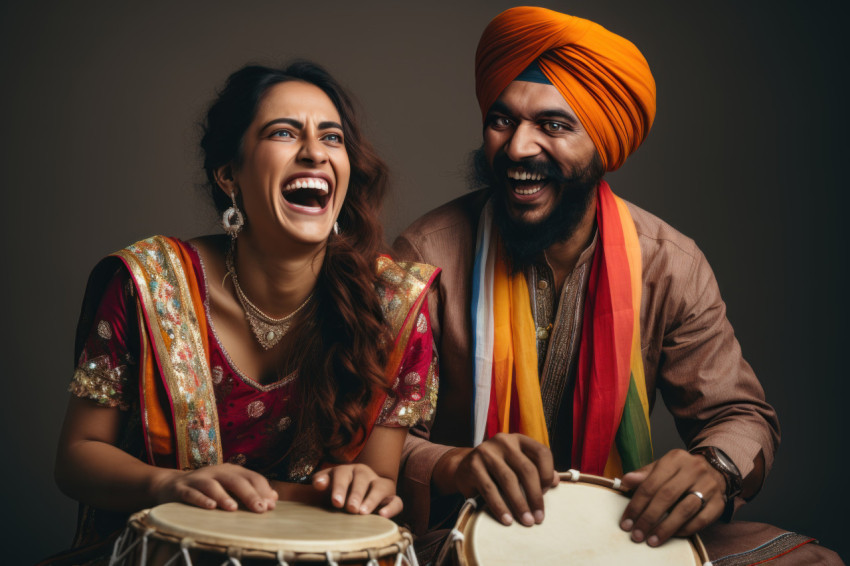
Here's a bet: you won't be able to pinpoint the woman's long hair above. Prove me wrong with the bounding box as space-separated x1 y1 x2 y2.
201 62 391 461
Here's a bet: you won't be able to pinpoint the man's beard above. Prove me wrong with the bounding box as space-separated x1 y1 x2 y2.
470 146 604 272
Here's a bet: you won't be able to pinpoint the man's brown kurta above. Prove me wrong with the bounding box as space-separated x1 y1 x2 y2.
392 189 780 536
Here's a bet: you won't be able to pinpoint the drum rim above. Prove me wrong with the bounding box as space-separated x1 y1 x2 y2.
453 470 710 566
126 501 410 560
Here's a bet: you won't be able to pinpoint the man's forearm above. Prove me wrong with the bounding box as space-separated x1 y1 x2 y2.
432 446 472 495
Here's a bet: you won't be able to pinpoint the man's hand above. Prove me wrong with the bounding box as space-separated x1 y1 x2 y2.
619 449 727 547
436 433 559 527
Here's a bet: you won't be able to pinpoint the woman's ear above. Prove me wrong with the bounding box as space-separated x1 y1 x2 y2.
214 164 238 198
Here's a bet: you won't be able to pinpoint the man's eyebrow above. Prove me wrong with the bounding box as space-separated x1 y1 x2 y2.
487 101 512 117
486 103 580 127
535 109 580 127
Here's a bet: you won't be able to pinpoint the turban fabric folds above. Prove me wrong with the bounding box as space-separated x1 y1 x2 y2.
475 7 657 172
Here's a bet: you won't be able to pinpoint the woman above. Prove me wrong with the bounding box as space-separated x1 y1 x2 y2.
49 61 438 561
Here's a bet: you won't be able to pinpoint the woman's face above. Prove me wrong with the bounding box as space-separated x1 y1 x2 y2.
229 80 350 248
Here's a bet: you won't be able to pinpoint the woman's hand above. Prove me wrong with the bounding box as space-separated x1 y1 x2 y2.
311 463 402 518
151 463 279 513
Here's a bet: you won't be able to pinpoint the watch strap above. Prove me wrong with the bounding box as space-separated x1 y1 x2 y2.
690 446 743 500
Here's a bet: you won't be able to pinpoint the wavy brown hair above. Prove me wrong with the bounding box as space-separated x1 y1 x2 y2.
200 61 391 462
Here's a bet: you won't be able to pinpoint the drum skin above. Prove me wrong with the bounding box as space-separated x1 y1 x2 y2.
113 501 411 565
450 471 709 566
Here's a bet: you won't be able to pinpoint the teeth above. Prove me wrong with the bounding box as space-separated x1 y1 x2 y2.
515 185 544 196
507 169 543 182
284 177 329 192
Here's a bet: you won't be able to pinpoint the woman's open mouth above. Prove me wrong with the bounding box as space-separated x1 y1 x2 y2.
281 175 332 211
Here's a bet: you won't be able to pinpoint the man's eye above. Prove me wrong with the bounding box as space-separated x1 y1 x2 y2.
543 122 565 132
490 116 512 129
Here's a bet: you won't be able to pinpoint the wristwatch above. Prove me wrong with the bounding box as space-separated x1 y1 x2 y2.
690 446 743 501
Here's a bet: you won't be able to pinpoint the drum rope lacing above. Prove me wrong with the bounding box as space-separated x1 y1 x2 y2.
110 511 420 566
108 528 155 566
433 497 477 566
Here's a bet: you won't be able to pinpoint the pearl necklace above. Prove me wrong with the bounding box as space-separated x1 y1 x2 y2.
225 243 314 350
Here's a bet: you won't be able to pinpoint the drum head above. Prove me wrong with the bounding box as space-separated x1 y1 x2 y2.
140 501 401 553
465 481 702 565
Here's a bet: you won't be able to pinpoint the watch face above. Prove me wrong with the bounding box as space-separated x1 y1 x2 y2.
712 448 741 476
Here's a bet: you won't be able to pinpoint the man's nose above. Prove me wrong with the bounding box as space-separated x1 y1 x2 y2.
503 123 541 162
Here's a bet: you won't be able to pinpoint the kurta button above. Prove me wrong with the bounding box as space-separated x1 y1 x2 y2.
537 280 549 290
537 327 550 340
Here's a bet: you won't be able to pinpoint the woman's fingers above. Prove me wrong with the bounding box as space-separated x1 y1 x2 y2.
218 473 270 513
175 485 218 510
188 475 238 511
345 466 374 513
328 465 354 509
162 464 277 512
377 495 403 518
313 464 400 517
358 478 401 515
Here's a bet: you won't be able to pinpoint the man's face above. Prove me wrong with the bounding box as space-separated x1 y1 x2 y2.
481 80 602 267
484 81 599 225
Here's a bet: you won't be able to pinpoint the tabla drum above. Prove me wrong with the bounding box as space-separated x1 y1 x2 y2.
442 470 709 566
109 501 417 565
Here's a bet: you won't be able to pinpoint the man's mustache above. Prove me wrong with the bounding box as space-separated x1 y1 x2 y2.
492 153 565 183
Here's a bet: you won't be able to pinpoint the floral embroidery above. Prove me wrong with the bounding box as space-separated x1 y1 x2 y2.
405 372 421 385
246 400 266 419
416 312 428 334
228 453 247 465
69 354 130 410
118 237 221 468
97 320 113 340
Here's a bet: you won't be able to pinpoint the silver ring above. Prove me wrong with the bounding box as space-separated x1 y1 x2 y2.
688 490 706 513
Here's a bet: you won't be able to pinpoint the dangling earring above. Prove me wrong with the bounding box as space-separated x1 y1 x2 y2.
333 221 340 235
222 191 244 239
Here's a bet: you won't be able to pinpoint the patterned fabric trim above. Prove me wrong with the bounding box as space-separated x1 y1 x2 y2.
114 236 222 470
378 349 439 427
375 256 439 338
710 533 816 566
69 356 130 410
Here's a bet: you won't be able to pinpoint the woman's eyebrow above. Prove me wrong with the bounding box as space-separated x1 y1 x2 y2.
318 121 343 131
261 117 303 131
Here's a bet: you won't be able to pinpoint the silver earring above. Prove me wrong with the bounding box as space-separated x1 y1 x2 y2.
333 221 340 235
222 192 244 239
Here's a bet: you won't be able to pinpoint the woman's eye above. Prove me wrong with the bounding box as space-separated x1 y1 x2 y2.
323 133 343 143
271 129 293 139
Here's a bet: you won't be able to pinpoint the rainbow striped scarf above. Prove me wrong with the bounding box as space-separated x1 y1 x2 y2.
470 182 652 476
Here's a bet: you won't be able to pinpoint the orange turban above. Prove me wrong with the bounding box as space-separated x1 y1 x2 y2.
475 7 656 172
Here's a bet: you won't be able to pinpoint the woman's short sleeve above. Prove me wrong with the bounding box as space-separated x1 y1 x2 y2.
376 298 438 428
69 268 139 410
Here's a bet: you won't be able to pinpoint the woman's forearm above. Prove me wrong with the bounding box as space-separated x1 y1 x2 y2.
55 437 178 512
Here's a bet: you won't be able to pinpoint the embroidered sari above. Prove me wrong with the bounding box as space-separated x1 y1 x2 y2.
48 236 439 564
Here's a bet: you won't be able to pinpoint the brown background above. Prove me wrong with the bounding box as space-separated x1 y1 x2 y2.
1 1 847 563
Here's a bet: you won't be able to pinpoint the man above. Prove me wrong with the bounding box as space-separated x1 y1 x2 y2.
394 7 841 564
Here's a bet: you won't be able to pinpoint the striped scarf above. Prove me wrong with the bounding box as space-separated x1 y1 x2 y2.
471 182 652 476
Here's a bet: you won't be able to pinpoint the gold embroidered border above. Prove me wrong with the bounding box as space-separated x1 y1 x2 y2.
375 257 438 338
115 236 222 469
